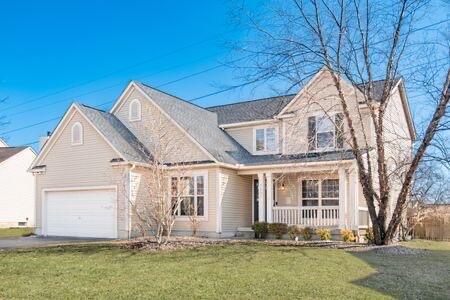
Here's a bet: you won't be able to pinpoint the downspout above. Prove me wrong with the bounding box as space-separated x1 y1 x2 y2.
128 164 136 239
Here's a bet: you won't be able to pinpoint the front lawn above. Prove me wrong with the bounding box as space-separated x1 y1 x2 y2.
0 227 34 238
0 240 449 299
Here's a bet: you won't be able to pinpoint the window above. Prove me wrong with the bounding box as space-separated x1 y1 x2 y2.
254 127 277 153
129 99 141 121
171 175 206 217
302 180 319 206
321 179 339 206
71 122 83 145
307 113 344 151
301 179 339 207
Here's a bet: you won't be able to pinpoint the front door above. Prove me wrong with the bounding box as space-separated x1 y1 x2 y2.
253 179 259 222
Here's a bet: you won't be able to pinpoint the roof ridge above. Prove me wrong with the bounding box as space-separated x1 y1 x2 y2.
206 93 296 109
78 103 107 113
136 81 214 113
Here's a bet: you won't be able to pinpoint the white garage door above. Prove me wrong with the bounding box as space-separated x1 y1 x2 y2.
44 189 117 238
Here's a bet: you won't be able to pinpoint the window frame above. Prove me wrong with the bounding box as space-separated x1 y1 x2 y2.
71 122 83 146
300 178 339 208
315 114 335 150
252 125 279 155
171 172 208 221
128 99 142 122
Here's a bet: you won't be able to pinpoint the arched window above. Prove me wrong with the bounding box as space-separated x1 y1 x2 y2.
129 99 141 121
71 122 83 145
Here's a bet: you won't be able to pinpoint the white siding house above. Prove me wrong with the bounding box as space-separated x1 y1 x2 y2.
0 142 36 228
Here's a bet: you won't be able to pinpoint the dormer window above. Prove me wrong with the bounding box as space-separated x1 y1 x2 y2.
308 113 344 151
129 99 141 121
71 122 83 146
253 126 278 154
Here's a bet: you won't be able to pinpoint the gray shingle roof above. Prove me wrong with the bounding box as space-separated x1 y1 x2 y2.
135 82 253 165
75 103 151 164
206 94 296 125
241 149 355 166
0 147 26 164
356 78 402 101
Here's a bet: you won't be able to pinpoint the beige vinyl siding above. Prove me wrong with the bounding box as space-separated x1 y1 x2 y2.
225 127 253 153
113 87 210 163
130 167 218 235
35 111 130 238
282 71 372 154
276 174 300 206
220 168 252 231
225 122 282 155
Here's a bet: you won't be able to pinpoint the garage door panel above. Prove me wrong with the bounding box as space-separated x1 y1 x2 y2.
45 189 117 238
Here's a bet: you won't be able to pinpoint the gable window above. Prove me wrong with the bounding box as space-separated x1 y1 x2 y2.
129 99 141 121
308 113 344 151
254 127 278 154
71 122 83 145
171 175 206 218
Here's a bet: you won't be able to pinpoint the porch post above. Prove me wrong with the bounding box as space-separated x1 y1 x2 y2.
258 173 265 222
338 167 347 229
266 172 273 223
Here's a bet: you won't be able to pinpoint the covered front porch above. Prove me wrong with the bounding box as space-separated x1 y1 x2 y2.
239 162 368 230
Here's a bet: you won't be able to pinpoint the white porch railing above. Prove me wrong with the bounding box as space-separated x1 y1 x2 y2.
273 206 340 227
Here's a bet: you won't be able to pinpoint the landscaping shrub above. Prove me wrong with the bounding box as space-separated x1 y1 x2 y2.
268 223 288 239
288 225 303 240
301 227 314 241
316 228 331 240
251 221 268 239
365 228 374 244
341 228 356 242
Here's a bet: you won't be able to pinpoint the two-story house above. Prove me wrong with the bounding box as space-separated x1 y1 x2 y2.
29 68 414 239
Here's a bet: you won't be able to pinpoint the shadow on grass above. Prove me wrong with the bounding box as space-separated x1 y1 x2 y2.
349 246 450 299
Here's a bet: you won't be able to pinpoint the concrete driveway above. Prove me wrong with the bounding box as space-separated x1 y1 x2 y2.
0 236 112 250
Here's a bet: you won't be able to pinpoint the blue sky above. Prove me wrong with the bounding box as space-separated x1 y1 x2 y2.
0 1 448 148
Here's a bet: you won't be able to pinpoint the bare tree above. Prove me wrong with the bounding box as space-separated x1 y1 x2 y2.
122 105 196 245
230 0 449 244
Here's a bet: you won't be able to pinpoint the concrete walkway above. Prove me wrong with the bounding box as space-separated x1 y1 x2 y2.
0 236 111 250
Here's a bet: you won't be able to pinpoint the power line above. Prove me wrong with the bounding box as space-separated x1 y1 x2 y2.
2 29 235 112
3 20 448 140
7 52 228 118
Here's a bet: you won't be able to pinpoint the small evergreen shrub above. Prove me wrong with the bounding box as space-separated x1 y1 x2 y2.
365 228 374 244
316 228 331 240
302 227 314 241
288 225 303 240
251 221 268 239
268 223 288 239
341 228 356 242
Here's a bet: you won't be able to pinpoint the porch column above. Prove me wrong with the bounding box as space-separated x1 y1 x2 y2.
338 167 347 229
266 172 273 223
258 173 266 222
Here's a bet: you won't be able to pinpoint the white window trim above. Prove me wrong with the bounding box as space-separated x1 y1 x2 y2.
172 171 209 222
71 122 83 146
252 125 279 155
299 178 340 208
128 99 142 122
308 112 343 152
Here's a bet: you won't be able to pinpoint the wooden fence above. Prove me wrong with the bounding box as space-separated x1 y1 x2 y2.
414 220 450 241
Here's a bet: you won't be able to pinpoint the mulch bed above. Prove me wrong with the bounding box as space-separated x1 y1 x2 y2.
119 236 368 252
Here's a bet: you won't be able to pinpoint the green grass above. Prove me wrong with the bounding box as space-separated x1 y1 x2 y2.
0 227 34 238
0 241 449 299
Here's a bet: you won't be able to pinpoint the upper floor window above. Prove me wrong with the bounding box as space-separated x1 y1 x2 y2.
254 127 278 154
129 99 141 121
71 122 83 145
308 113 344 151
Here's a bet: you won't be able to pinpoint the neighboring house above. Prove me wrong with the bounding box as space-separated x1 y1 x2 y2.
29 68 415 239
0 139 36 227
